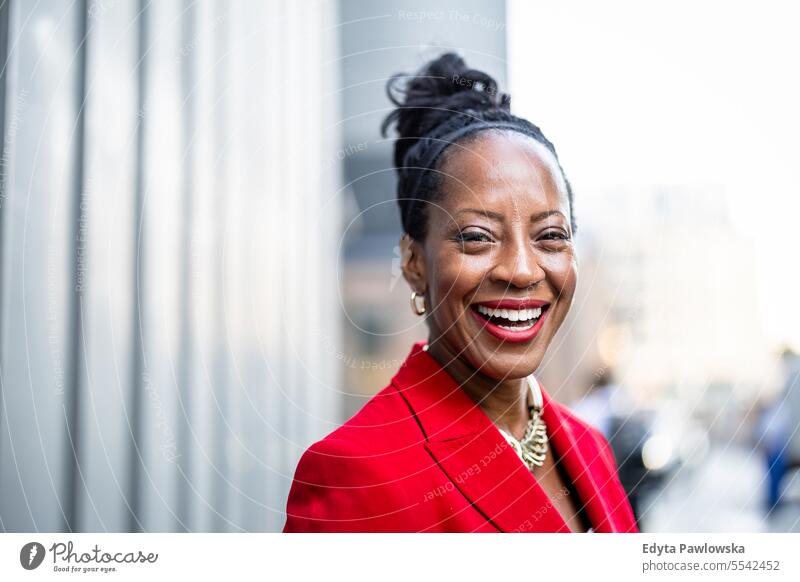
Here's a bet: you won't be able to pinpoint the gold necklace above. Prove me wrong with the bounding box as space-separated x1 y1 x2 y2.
497 375 548 470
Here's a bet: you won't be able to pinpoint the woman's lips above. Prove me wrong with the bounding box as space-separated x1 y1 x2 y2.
472 298 549 310
468 302 550 343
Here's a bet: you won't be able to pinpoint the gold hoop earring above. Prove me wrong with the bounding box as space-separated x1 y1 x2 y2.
410 292 426 316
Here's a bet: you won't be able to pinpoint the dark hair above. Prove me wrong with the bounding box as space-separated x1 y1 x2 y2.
381 52 575 241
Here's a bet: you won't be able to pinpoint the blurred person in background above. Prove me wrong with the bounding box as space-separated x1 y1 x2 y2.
571 368 632 438
283 53 637 533
756 347 800 513
572 369 649 525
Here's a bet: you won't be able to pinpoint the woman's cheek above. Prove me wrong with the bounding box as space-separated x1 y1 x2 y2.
435 251 471 292
554 254 578 307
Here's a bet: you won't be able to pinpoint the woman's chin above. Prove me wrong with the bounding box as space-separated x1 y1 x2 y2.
467 349 543 381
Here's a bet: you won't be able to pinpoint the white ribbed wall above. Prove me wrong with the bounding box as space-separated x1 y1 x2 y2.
0 0 341 532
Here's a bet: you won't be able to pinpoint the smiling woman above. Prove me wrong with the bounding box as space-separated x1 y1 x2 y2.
283 53 637 533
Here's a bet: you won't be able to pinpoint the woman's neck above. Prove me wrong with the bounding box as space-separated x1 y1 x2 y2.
425 338 530 440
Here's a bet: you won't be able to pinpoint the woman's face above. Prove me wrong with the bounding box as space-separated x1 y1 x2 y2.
408 131 577 380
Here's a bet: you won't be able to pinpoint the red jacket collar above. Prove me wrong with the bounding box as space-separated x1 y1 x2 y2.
391 341 625 532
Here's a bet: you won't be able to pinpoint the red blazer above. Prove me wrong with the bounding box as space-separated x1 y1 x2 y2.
283 341 638 533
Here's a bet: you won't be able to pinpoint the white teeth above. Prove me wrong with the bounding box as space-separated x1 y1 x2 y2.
498 322 534 330
475 305 545 322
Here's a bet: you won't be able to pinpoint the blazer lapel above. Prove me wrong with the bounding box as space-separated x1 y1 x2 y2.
392 342 571 532
424 433 570 532
540 389 622 532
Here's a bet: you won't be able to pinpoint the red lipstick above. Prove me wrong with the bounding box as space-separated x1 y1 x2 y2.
473 298 549 310
469 299 551 344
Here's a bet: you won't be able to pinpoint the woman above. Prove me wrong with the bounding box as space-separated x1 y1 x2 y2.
283 53 638 533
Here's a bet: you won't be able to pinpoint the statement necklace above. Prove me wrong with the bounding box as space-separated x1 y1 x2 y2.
497 375 548 470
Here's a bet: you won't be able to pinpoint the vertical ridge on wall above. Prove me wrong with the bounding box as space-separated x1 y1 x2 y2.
63 0 89 534
261 0 287 532
0 0 13 524
207 0 230 534
0 0 83 533
174 0 196 533
128 0 150 534
138 0 184 533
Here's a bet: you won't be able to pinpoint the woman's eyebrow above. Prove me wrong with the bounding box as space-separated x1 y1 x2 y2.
456 208 565 222
531 209 566 223
456 208 504 220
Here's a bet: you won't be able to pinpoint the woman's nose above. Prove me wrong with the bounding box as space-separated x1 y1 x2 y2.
491 239 545 289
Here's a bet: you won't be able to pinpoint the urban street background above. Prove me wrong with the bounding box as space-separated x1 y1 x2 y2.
1 0 799 532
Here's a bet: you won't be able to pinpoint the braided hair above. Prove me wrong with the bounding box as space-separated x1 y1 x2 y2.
381 52 575 241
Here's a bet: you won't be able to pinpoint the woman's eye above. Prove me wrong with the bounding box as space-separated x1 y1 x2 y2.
456 230 492 243
540 230 569 242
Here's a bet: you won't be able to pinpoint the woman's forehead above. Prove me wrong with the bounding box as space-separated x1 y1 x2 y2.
437 132 569 215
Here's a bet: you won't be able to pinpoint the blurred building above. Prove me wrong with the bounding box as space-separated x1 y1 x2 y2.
574 187 769 407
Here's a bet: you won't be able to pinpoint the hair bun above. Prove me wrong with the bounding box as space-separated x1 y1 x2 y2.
382 52 575 240
382 52 510 169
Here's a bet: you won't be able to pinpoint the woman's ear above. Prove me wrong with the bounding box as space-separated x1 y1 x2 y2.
399 233 427 294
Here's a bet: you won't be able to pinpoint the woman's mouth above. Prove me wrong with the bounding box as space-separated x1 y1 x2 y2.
468 301 550 343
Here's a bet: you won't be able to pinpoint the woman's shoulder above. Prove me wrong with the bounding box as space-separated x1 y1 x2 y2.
316 382 423 452
289 382 423 485
284 385 419 531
